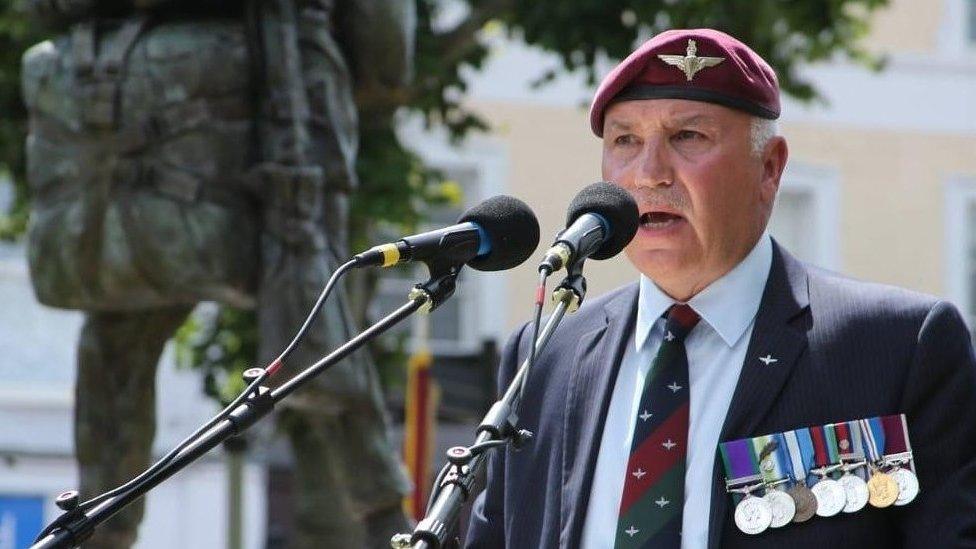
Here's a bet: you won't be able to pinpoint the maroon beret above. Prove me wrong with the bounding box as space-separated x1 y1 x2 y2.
589 28 780 137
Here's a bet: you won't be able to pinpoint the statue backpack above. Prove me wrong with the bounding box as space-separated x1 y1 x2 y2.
22 17 260 310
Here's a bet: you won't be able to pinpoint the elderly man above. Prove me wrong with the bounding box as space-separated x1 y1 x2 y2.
465 29 976 548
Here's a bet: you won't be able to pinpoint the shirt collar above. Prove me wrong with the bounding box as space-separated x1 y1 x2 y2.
634 233 773 351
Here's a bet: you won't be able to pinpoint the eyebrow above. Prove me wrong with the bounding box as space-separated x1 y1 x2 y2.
673 114 717 126
606 113 717 133
606 120 633 132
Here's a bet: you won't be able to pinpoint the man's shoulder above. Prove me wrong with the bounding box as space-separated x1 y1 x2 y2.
803 261 946 325
559 281 639 330
502 281 638 359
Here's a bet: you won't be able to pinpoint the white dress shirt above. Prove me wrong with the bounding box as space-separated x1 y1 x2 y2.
580 234 773 549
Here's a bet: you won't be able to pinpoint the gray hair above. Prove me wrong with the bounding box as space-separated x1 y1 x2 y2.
750 117 778 157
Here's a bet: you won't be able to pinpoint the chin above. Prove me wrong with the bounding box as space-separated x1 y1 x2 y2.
625 246 698 282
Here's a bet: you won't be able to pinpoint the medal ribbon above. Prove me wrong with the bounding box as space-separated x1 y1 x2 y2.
808 424 840 473
833 421 857 460
845 420 865 459
844 420 868 480
880 414 911 454
881 413 915 472
720 438 762 482
784 428 815 485
857 417 886 464
751 434 787 483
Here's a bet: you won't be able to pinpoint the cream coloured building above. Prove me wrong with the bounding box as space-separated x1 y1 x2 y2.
397 0 976 352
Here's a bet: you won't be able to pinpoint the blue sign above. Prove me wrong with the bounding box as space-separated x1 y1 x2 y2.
0 495 45 549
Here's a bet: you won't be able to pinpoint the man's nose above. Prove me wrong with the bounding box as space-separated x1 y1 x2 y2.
635 138 672 188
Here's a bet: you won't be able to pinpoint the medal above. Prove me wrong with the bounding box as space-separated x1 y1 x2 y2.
858 417 900 508
881 414 920 506
720 438 772 535
890 466 920 506
733 486 774 535
785 483 817 522
866 468 899 507
838 471 870 512
783 429 817 523
810 478 846 517
751 434 796 527
762 485 796 528
808 425 845 517
834 421 869 513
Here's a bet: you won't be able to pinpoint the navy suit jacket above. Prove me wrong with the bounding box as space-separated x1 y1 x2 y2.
466 242 976 548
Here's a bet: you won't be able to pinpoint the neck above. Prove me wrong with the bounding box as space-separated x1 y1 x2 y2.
650 235 766 302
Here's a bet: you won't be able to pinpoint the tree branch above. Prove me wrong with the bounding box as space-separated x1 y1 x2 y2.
434 0 513 64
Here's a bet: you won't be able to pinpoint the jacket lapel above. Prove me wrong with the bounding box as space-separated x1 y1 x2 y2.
706 242 811 548
559 284 638 548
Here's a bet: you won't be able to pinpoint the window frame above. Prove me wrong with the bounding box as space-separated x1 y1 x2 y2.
770 162 842 271
944 176 976 327
378 126 510 356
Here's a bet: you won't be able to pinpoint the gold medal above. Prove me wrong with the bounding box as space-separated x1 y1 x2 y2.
867 471 899 508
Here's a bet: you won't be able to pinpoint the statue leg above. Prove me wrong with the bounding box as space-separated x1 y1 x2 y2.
75 306 193 549
258 229 410 548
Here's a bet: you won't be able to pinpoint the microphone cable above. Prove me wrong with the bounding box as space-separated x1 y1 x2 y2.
77 258 359 513
519 270 547 408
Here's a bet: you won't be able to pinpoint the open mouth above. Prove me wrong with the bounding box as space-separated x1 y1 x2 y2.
640 211 684 229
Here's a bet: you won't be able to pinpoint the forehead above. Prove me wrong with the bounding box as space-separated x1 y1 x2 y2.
603 98 747 131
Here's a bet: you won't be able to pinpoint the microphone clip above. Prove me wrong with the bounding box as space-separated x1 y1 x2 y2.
410 259 463 313
551 259 587 313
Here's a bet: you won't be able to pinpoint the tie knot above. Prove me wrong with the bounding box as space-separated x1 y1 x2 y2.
665 304 700 342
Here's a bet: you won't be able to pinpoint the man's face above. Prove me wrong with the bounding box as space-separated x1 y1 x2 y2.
601 99 785 298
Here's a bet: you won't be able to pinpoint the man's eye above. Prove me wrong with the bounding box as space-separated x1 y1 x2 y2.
674 130 703 141
614 134 638 146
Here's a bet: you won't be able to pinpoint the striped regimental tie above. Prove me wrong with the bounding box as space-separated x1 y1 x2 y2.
615 304 700 548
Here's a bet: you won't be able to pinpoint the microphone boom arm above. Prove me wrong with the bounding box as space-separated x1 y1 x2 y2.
395 265 588 549
31 268 458 549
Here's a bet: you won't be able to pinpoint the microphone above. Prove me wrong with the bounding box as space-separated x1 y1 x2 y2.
539 182 639 273
353 195 540 271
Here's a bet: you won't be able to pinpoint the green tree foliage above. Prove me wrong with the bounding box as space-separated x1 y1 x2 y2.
0 0 45 239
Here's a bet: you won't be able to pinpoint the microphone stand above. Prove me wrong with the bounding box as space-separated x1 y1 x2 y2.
393 262 588 549
31 265 463 549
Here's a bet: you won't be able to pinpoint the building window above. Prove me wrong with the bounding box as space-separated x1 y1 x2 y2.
969 0 976 44
945 178 976 331
767 163 841 270
370 168 484 355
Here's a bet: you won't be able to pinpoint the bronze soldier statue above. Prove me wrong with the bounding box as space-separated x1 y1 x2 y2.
21 0 415 547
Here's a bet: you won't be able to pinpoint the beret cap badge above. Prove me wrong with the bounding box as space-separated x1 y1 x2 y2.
657 39 725 81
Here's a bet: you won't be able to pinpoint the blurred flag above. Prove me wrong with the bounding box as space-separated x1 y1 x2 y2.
403 314 439 521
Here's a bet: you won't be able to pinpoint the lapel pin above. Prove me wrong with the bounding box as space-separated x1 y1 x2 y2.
759 354 778 366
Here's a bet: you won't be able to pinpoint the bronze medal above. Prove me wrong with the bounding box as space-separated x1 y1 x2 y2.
867 471 899 508
786 483 817 523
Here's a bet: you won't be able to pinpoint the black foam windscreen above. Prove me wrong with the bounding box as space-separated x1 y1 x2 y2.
459 195 541 271
566 182 639 260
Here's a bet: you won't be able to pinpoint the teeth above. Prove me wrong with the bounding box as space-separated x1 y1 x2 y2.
641 217 678 229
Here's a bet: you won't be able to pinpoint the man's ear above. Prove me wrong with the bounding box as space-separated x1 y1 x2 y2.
761 136 788 204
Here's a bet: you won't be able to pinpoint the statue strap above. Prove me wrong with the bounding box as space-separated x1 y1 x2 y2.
112 158 243 206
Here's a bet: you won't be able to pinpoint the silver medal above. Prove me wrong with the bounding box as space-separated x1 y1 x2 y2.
891 467 920 506
761 488 796 528
838 473 870 513
734 495 773 535
811 478 846 517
